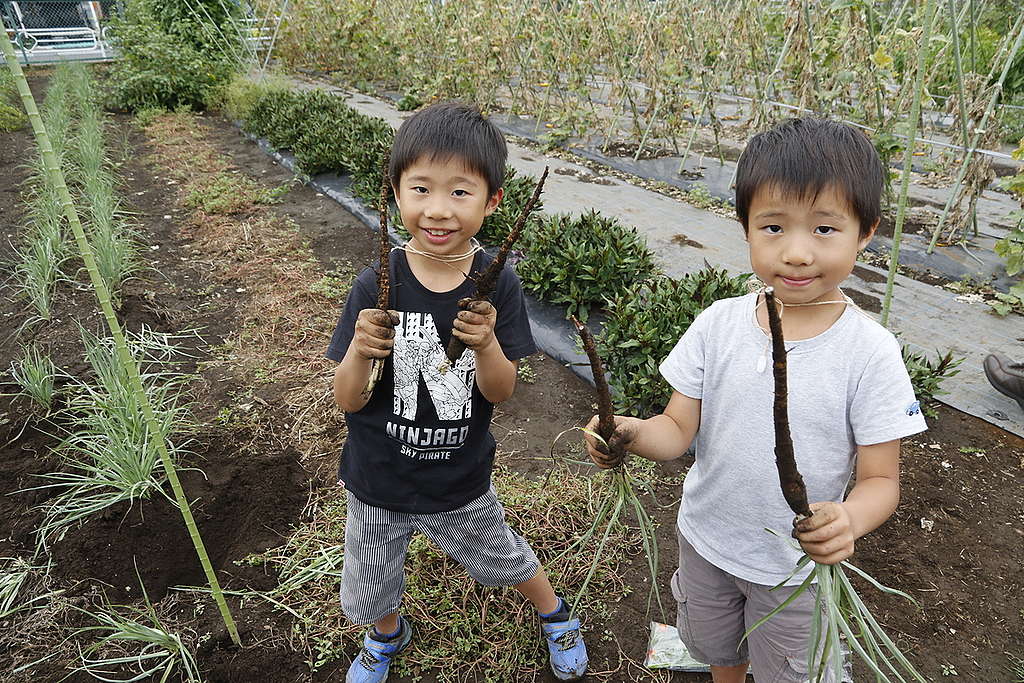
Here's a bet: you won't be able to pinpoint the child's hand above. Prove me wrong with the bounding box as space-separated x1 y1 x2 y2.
353 309 400 360
452 298 497 352
582 415 636 469
793 502 856 565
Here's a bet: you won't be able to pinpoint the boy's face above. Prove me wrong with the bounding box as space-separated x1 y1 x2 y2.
745 184 875 305
394 156 502 257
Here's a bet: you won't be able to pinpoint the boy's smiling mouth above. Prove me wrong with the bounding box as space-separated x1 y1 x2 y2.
779 275 816 287
420 227 457 244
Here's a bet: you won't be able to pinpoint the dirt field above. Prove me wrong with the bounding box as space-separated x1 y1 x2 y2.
1 77 1022 682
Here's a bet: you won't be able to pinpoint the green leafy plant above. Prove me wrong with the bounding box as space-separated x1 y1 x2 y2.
901 345 963 417
479 167 544 246
104 0 239 112
10 346 58 413
71 574 201 683
518 210 658 322
598 267 753 415
396 93 423 111
988 282 1024 317
29 328 195 551
239 84 392 202
994 139 1024 277
0 67 25 131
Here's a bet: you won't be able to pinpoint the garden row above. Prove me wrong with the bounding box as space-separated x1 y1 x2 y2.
1 62 218 679
221 76 960 416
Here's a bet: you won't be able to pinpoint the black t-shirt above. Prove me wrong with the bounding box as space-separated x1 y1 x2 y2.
326 249 536 514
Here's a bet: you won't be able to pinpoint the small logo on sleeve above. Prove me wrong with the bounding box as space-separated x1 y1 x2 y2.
905 401 921 416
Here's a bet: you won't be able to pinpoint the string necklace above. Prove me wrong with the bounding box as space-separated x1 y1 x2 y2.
395 238 484 264
753 288 855 373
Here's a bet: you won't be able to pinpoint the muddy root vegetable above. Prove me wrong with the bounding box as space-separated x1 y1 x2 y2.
362 153 392 400
444 167 548 364
764 287 812 519
572 314 623 466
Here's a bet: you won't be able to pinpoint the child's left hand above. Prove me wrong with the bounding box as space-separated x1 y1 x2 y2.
792 502 856 565
452 298 497 352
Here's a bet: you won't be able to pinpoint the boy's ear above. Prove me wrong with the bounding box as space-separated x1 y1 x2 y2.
391 183 401 198
484 187 504 217
858 218 880 250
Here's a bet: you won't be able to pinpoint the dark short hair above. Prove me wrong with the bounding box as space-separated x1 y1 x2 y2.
735 117 883 237
389 101 507 197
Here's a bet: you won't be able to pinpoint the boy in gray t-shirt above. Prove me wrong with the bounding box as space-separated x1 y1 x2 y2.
584 118 926 682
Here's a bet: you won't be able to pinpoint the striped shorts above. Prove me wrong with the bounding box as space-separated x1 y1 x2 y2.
340 488 541 624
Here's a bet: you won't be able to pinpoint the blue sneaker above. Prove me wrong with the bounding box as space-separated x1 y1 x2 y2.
541 600 588 681
346 617 412 683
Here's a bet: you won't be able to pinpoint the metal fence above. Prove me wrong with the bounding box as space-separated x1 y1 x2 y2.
1 0 120 64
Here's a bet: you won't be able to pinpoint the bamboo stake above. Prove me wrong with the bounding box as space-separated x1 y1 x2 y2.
444 167 548 364
946 0 971 157
362 153 391 400
0 30 241 646
881 0 939 327
763 288 811 519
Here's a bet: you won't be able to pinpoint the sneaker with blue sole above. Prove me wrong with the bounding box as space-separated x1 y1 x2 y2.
541 600 588 681
346 616 413 683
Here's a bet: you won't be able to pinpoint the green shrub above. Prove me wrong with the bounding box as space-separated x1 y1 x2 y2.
241 87 391 199
0 69 26 132
242 89 304 146
0 101 26 132
901 346 962 418
104 0 238 112
208 74 290 122
341 114 393 203
479 167 544 246
518 210 658 322
598 267 753 416
291 96 361 174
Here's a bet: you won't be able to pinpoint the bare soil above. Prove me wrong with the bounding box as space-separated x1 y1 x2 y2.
0 84 1022 682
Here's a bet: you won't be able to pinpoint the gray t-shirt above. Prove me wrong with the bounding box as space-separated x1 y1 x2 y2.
660 291 927 586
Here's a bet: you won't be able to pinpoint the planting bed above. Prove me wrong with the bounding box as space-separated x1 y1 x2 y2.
1 77 1022 682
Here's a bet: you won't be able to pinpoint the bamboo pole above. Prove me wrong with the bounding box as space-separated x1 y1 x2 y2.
880 0 939 327
0 29 241 646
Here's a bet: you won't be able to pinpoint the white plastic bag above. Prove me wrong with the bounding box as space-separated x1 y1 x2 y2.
643 622 710 672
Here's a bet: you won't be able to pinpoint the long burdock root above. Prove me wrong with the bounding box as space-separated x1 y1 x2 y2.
362 153 392 400
572 315 625 467
444 167 549 364
566 315 663 618
764 287 812 519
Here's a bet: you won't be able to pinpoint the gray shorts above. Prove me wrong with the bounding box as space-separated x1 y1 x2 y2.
340 488 540 624
673 529 850 682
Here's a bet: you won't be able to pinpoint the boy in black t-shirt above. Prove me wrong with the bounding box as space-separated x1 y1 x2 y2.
328 102 588 683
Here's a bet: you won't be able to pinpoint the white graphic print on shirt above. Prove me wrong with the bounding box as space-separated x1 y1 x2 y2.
387 312 475 460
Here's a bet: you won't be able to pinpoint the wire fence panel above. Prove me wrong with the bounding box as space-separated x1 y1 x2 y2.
1 0 119 64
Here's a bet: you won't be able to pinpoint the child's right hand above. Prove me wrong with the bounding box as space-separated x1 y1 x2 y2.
353 309 400 360
582 415 637 469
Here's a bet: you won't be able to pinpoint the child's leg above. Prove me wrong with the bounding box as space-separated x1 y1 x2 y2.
672 529 750 677
341 491 415 627
512 567 560 615
414 488 541 589
417 488 586 680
